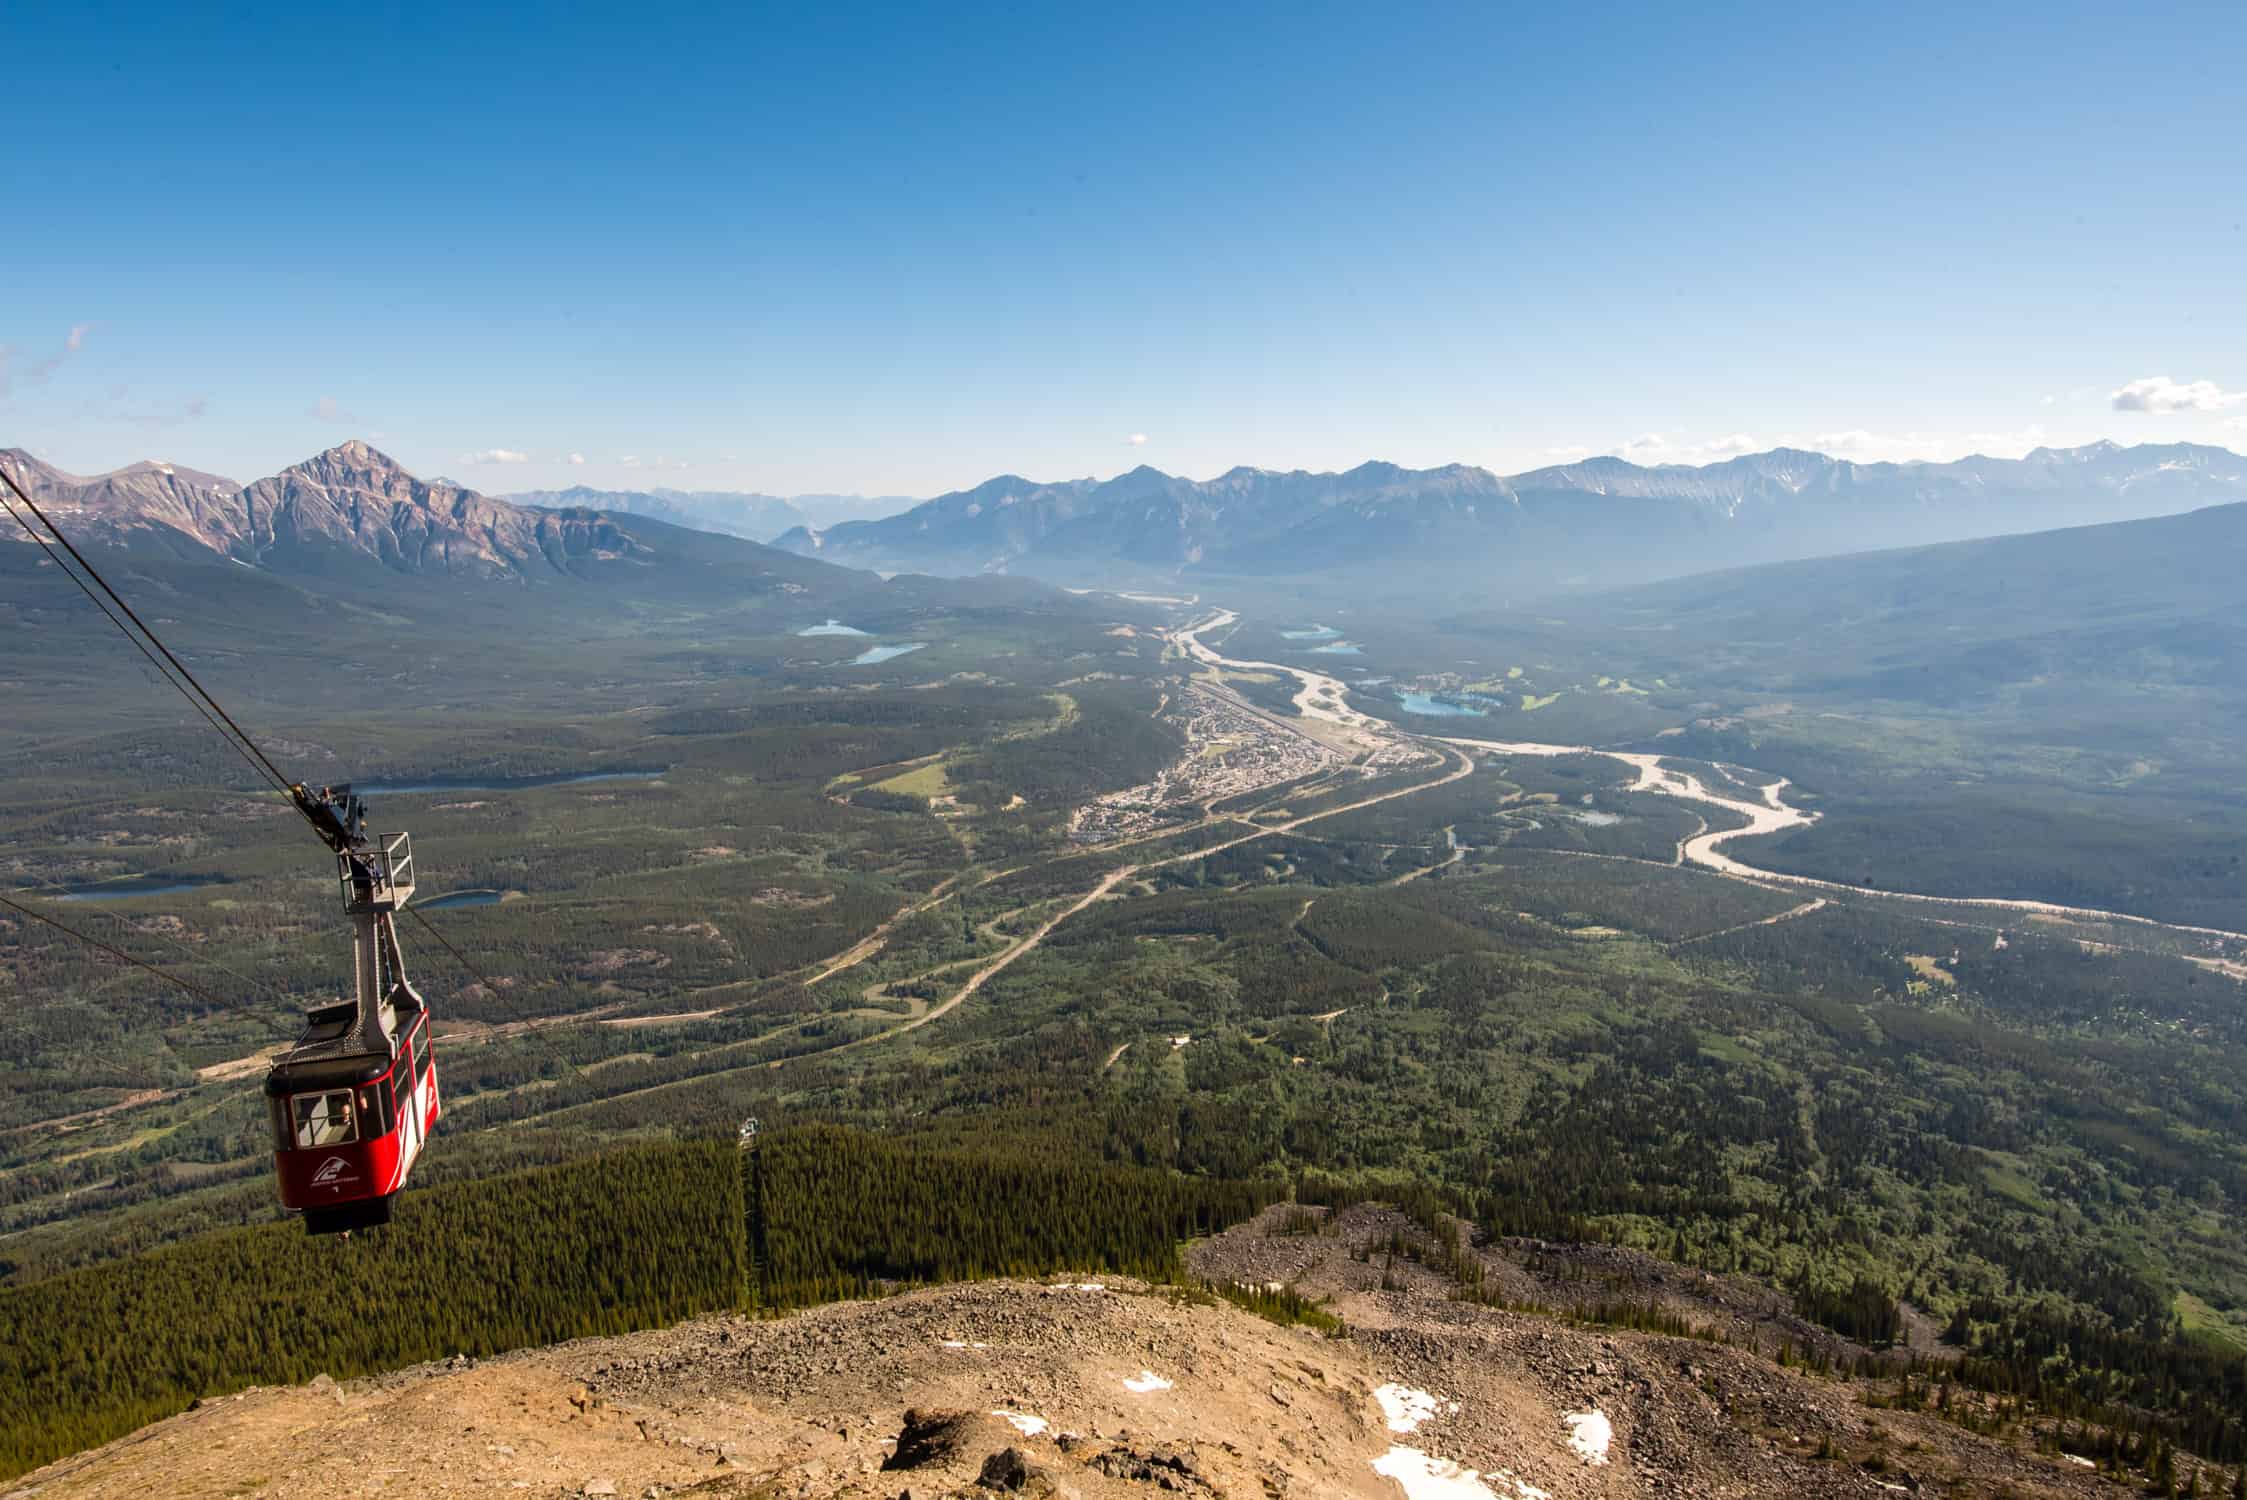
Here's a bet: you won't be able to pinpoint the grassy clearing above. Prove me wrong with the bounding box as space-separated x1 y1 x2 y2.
1905 954 1956 987
57 1124 182 1165
1978 1154 2047 1211
875 760 953 799
2173 1291 2247 1354
1697 1034 1756 1065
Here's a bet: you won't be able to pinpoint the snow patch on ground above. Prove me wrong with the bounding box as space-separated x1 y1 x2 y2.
1064 1282 1108 1292
938 1339 990 1349
1561 1409 1611 1464
1375 1384 1441 1433
1371 1448 1549 1500
1123 1370 1174 1393
2065 1454 2097 1468
991 1410 1049 1436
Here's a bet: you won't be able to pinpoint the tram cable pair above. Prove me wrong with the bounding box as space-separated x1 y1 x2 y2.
1 455 574 1233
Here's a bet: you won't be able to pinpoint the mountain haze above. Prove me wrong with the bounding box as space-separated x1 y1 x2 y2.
1577 496 2247 708
507 485 911 542
774 442 2247 595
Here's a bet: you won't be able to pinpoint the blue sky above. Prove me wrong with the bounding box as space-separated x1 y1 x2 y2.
4 1 2243 495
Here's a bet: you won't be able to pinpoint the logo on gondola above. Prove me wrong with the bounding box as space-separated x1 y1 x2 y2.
312 1156 356 1186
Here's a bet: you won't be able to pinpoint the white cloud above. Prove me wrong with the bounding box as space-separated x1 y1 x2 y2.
309 395 353 423
1806 428 1902 457
1598 426 2062 467
618 455 641 467
567 452 586 465
1127 433 1148 446
1964 424 2050 455
24 322 93 382
461 448 531 465
2110 375 2246 413
1543 444 1591 459
1616 431 1765 463
1796 425 2049 463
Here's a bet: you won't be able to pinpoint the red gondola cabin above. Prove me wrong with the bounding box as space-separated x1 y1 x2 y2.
264 794 442 1235
264 998 441 1233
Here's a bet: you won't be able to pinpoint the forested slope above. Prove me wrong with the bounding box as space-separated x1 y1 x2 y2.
0 1128 1277 1482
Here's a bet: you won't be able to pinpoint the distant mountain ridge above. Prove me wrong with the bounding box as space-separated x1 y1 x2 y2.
771 441 2247 595
506 485 911 542
0 441 856 598
17 439 2244 600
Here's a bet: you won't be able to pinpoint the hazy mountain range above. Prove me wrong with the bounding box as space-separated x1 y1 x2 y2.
1582 495 2247 699
11 439 2245 607
505 485 910 541
0 441 866 604
772 442 2247 596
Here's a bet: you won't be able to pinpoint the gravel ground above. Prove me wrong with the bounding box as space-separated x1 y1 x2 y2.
11 1215 2159 1500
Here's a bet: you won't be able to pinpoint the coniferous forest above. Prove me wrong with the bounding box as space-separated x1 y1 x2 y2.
0 1142 742 1479
6 535 2247 1487
0 1128 1277 1482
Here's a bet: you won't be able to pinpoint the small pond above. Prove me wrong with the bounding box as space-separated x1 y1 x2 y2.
416 889 506 910
1395 691 1490 718
848 643 928 665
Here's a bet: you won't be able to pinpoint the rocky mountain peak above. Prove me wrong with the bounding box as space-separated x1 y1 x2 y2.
0 447 65 485
1 441 681 581
309 438 400 471
273 440 431 495
118 458 239 490
233 444 658 578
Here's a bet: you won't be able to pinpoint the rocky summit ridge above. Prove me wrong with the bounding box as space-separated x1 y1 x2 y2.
1 441 655 581
13 1205 2148 1500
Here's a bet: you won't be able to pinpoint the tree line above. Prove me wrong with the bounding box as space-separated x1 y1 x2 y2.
0 1126 1280 1484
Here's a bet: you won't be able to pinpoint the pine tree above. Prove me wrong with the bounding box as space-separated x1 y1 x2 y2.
2148 1437 2175 1497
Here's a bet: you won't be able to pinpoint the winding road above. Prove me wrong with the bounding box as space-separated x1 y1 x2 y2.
148 603 2247 1131
812 605 2247 1071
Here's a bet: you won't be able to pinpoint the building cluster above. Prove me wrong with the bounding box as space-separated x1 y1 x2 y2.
1069 687 1337 844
